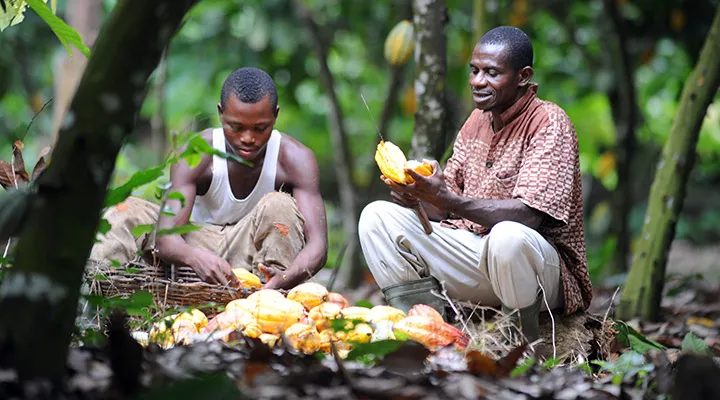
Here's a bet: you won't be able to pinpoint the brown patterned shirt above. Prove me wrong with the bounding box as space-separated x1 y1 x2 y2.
441 83 592 315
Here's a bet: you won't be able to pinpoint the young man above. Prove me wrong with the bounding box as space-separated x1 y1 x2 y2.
91 67 328 290
358 27 592 344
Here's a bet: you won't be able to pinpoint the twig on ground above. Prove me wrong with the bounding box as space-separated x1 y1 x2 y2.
602 286 621 327
537 275 557 359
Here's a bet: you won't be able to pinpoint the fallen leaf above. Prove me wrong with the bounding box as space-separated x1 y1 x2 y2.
31 146 51 181
686 317 715 328
0 161 13 189
495 343 528 377
466 350 498 376
11 140 28 182
273 223 290 237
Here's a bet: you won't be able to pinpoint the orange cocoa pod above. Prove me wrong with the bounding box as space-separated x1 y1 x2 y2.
407 304 444 322
393 316 470 351
327 292 350 309
287 282 329 311
308 302 343 332
284 322 321 354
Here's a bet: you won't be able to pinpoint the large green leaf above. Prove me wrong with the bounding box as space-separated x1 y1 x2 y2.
105 165 165 207
681 331 713 356
26 0 90 57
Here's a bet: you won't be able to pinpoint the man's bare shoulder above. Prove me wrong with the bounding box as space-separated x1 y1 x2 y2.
276 132 320 184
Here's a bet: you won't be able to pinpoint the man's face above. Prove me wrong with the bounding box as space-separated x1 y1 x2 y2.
468 42 527 113
217 95 278 162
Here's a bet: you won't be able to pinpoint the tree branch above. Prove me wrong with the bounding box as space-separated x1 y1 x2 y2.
0 0 198 383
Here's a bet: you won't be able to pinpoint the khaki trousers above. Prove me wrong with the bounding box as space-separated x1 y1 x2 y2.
358 201 562 311
89 191 305 279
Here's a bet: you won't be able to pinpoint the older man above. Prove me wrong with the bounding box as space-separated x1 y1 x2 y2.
358 26 592 344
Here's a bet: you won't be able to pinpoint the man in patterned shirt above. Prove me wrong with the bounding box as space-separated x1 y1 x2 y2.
358 26 592 345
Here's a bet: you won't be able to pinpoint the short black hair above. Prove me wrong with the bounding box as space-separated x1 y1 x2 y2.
478 26 534 71
220 67 278 110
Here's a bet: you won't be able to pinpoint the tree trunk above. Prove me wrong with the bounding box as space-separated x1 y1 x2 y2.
410 0 447 161
150 48 169 163
293 0 362 289
603 0 639 276
0 0 198 383
617 4 720 321
50 0 104 144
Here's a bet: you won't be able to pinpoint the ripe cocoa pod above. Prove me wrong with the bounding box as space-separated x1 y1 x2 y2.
232 268 263 289
242 321 263 339
393 316 470 351
338 306 371 324
203 308 255 333
308 302 343 332
287 282 329 311
255 297 306 334
375 140 410 184
384 20 415 66
407 304 444 322
258 333 280 348
149 316 175 348
225 298 256 315
346 323 374 344
327 292 350 309
405 160 434 184
284 322 321 354
171 319 198 345
172 309 209 332
367 305 407 325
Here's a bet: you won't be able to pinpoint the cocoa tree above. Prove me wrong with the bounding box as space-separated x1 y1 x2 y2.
617 3 720 321
410 0 448 161
0 0 198 382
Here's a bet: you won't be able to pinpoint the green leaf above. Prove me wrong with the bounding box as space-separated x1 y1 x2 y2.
180 133 254 168
26 0 90 57
543 357 561 369
157 224 201 236
110 259 123 268
345 340 405 363
97 218 111 235
511 357 536 377
613 320 666 353
167 191 186 208
131 224 155 238
124 268 141 274
681 331 713 356
354 300 374 309
184 153 202 168
128 290 154 309
93 274 108 281
105 165 165 207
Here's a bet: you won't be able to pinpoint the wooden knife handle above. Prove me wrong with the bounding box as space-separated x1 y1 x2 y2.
413 205 433 235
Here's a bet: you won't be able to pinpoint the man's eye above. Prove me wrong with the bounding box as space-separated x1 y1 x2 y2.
487 70 499 77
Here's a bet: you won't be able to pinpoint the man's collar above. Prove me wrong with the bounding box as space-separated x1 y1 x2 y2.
487 82 539 129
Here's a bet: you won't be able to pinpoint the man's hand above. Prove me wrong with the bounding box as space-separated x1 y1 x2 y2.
381 160 451 208
187 248 240 286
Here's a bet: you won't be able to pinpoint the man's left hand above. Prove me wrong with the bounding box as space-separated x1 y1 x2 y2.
381 159 450 208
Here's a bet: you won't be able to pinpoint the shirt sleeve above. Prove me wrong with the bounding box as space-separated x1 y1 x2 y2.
443 131 466 196
512 109 580 225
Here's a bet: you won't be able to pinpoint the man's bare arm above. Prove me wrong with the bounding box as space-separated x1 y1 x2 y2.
265 145 328 289
442 194 545 230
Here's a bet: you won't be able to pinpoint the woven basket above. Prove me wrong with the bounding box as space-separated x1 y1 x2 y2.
85 258 259 316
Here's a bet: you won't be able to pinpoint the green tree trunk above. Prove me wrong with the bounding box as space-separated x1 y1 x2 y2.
410 0 447 161
0 0 197 383
617 4 720 321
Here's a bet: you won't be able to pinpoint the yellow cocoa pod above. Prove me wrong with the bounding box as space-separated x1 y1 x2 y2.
371 319 397 342
203 308 256 333
338 306 371 324
242 321 263 339
375 140 410 184
172 309 208 332
287 282 329 311
346 323 374 344
284 322 321 354
247 289 285 303
258 333 280 348
232 268 263 289
149 317 175 348
384 20 415 66
392 316 470 351
318 329 338 353
171 319 198 345
308 302 343 332
225 298 256 315
327 292 350 309
255 297 306 334
367 305 407 325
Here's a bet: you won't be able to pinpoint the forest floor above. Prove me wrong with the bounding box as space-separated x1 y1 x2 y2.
1 240 719 399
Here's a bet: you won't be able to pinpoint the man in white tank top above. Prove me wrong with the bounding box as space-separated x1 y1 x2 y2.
90 68 328 290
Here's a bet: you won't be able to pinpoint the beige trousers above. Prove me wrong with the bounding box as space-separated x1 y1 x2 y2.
358 200 563 311
89 191 305 280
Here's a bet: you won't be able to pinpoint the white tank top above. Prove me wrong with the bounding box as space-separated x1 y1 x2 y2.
191 128 281 225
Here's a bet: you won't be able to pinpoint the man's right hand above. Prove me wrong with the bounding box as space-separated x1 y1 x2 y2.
187 248 240 286
383 175 420 209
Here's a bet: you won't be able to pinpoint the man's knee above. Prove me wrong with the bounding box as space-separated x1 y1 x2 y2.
257 192 303 224
486 221 535 265
358 200 394 239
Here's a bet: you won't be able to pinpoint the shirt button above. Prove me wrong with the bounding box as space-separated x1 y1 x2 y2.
486 161 493 168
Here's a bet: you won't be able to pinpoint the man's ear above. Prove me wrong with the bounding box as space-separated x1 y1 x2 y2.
274 105 280 118
518 66 534 87
217 102 223 118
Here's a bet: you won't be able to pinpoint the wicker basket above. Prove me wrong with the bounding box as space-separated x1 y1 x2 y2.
85 258 258 316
